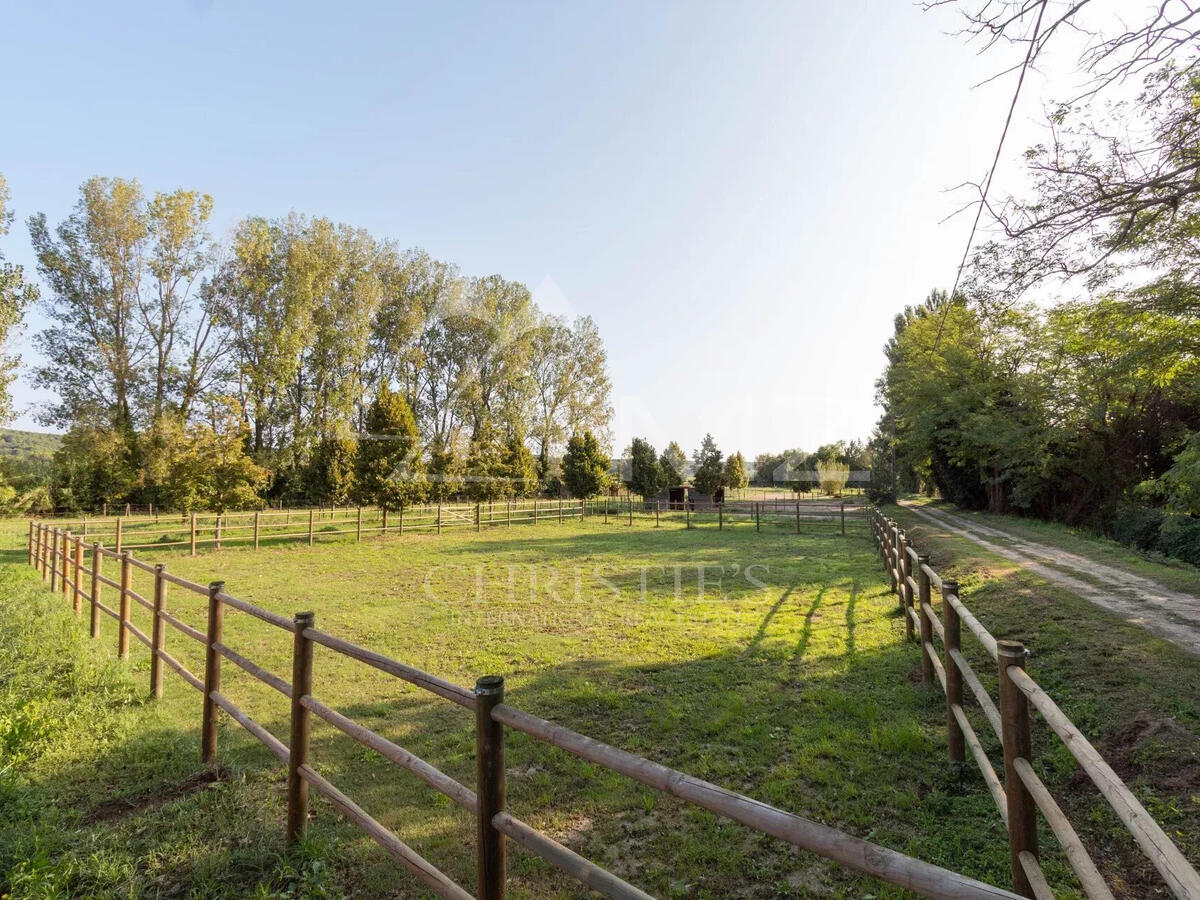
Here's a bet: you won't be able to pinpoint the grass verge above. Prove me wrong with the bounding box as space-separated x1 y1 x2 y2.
887 503 1200 897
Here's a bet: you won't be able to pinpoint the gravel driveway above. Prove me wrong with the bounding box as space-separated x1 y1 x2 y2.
902 504 1200 656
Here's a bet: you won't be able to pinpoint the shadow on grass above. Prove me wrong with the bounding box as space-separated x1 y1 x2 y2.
9 606 1029 900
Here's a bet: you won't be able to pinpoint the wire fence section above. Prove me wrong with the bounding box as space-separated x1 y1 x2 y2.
870 506 1200 899
26 520 1020 900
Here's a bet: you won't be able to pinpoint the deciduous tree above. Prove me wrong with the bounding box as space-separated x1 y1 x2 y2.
723 451 749 493
0 174 35 425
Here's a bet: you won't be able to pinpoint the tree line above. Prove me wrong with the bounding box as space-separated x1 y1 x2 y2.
2 176 614 512
872 2 1200 565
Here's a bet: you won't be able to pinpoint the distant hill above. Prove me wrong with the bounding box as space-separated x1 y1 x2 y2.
0 428 61 463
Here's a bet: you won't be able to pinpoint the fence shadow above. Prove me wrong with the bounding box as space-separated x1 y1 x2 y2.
20 616 1015 899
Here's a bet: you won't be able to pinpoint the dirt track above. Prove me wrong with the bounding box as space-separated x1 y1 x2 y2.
902 504 1200 656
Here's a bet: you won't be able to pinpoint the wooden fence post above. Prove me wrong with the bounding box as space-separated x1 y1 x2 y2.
308 508 314 546
686 501 691 529
899 531 913 636
916 555 932 683
656 500 661 527
190 512 197 556
755 502 760 532
383 507 389 534
83 515 89 538
888 523 899 594
603 502 607 525
719 503 723 530
840 501 846 536
253 511 260 550
27 520 33 566
437 502 442 534
287 610 316 842
201 580 225 764
356 506 362 542
477 502 482 532
475 675 506 899
47 527 56 590
61 531 72 599
49 527 59 592
118 551 132 659
151 564 166 699
90 543 102 638
72 536 83 615
942 579 965 763
998 639 1037 897
795 501 800 534
125 502 130 517
115 518 123 555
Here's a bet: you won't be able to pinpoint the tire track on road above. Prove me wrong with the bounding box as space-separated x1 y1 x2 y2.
902 504 1200 656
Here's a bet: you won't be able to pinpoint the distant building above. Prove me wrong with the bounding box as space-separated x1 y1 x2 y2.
654 485 723 509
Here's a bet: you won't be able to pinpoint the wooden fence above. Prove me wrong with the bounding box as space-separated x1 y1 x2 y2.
31 497 861 557
585 496 861 534
870 507 1200 899
25 522 1022 899
33 499 585 554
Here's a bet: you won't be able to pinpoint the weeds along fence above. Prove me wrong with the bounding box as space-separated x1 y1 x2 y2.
27 523 1019 899
870 507 1200 899
32 497 862 556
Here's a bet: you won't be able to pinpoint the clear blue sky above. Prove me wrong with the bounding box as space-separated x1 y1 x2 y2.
0 1 1043 460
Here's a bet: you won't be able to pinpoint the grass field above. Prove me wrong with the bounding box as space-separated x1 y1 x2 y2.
2 511 1198 897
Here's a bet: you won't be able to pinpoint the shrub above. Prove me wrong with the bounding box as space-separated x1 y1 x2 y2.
1159 515 1200 567
1112 503 1166 552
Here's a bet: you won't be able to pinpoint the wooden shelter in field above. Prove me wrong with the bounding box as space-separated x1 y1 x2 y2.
656 485 723 510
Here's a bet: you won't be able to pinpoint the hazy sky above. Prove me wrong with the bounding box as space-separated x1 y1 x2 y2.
0 1 1052 459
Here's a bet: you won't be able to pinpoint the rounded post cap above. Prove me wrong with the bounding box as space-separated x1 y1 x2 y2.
941 578 959 592
154 563 165 572
997 638 1026 659
475 674 505 695
917 553 930 562
209 580 225 592
294 610 315 625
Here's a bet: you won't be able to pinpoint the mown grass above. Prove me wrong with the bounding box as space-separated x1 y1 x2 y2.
2 509 1196 897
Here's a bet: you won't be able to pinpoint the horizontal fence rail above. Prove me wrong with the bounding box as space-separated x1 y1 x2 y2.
870 507 1200 899
25 519 1017 899
29 497 863 557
